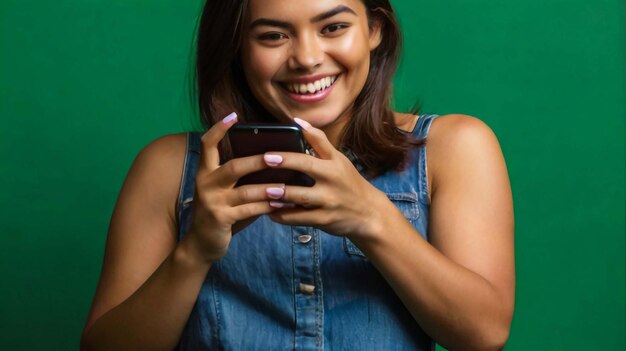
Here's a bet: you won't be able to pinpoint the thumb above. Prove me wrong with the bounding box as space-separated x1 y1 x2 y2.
293 117 335 160
200 112 238 171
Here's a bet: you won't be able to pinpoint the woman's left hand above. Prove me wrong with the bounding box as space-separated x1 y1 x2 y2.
264 118 388 239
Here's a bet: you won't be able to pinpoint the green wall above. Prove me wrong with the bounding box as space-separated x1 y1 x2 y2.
1 1 624 350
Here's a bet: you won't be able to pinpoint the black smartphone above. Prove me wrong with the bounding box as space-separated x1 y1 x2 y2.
226 124 316 187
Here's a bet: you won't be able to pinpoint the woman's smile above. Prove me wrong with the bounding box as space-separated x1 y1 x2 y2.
281 74 338 95
279 74 340 103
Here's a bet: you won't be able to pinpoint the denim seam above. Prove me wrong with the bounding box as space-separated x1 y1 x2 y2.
212 277 222 347
420 115 438 206
290 226 297 350
409 114 435 243
313 228 324 350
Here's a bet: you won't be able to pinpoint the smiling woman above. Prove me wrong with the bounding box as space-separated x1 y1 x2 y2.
199 0 420 177
80 0 515 350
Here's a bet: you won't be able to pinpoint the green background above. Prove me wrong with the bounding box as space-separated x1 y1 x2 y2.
1 0 624 349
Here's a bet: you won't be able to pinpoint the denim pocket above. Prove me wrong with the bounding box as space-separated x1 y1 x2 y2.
343 192 420 258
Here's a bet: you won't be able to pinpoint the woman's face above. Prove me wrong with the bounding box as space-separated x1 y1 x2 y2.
240 0 381 132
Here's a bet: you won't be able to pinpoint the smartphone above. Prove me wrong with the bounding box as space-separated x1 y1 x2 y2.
226 124 316 187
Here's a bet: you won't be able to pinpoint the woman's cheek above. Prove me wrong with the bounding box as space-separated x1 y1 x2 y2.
337 34 362 54
246 51 271 80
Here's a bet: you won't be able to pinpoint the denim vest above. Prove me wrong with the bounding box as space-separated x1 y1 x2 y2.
176 114 439 350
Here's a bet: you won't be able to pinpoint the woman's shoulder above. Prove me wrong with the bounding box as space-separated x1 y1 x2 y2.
132 133 188 177
429 113 497 139
427 114 503 165
393 112 496 136
136 132 188 160
122 132 189 215
426 114 506 201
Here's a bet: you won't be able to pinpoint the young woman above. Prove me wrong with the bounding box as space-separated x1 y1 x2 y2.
81 0 515 350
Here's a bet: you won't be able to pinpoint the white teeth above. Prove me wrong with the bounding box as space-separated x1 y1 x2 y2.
286 75 337 95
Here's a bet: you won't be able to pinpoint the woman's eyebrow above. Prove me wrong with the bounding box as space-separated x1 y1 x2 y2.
249 5 357 30
311 5 357 22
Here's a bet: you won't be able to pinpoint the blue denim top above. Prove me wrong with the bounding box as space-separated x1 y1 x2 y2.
175 114 439 350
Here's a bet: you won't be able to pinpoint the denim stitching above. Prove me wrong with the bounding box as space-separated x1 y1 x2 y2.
313 228 324 350
421 115 438 205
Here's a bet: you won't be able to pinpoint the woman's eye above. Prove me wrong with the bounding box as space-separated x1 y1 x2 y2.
259 32 287 41
322 23 349 35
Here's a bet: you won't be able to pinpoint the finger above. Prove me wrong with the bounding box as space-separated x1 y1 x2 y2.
262 152 328 180
199 112 238 172
293 117 336 160
228 183 285 206
268 201 296 209
268 208 327 227
230 201 276 222
214 155 270 187
278 186 322 208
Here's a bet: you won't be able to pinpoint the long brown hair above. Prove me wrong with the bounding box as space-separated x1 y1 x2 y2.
190 0 423 177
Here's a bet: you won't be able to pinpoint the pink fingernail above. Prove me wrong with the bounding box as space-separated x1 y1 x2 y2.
266 187 285 199
222 112 238 124
269 201 285 208
293 117 311 130
264 154 283 166
269 201 296 209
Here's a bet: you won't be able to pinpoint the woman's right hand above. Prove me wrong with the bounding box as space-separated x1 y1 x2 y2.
181 112 279 263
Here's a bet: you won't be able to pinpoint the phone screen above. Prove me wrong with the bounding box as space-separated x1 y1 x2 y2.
227 124 315 187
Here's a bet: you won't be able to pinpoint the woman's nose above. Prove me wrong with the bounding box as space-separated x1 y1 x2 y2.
288 34 324 71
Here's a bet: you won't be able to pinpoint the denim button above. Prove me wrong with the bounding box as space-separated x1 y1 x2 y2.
297 234 312 243
299 283 315 295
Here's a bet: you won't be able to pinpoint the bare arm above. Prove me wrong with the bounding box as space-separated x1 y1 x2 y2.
81 114 279 350
351 115 515 350
80 133 213 350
